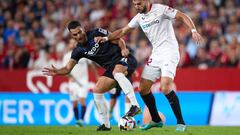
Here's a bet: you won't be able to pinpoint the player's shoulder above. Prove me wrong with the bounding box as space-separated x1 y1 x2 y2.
152 3 167 10
89 28 108 36
72 44 84 54
131 13 141 21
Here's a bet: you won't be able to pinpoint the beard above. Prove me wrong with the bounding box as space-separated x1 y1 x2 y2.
139 6 147 13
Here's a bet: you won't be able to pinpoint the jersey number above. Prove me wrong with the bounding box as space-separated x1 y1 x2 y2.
98 28 108 35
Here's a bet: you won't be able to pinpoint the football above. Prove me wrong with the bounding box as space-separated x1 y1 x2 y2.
118 116 136 131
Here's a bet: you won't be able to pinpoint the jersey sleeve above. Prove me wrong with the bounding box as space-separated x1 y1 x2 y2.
70 48 83 62
162 5 178 19
128 15 139 28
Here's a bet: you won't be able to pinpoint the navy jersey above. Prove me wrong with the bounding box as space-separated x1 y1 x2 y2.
71 28 128 69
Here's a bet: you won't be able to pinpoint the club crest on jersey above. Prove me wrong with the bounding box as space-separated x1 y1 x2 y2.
166 7 175 13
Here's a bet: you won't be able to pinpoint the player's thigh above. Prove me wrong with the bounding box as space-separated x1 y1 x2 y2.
160 59 178 94
139 78 154 95
94 76 117 93
160 55 179 80
141 64 161 82
112 64 128 75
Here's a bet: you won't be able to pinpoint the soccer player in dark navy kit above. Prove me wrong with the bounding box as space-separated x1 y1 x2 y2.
42 21 141 131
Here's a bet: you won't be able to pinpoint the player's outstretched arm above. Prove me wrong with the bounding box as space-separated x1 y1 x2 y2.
42 59 77 76
95 26 134 43
175 11 203 45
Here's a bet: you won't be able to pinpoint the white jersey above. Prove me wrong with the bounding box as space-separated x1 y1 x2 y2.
62 51 89 84
128 4 179 60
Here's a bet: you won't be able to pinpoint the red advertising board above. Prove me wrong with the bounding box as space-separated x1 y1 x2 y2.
0 68 240 92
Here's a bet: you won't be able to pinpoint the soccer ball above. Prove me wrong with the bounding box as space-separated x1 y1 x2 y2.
118 116 136 131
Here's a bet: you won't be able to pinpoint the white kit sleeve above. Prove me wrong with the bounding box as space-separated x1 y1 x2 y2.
162 5 178 19
128 15 140 28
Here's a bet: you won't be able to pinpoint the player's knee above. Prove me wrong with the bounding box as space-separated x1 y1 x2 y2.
79 98 86 105
73 101 78 107
113 65 128 76
93 87 104 94
139 82 151 95
160 81 171 94
139 89 150 95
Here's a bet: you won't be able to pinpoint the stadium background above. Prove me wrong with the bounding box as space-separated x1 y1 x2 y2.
0 0 240 127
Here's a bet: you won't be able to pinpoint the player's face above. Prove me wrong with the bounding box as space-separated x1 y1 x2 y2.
69 26 86 44
132 0 148 13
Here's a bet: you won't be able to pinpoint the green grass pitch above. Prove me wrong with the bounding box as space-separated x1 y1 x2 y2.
0 126 239 135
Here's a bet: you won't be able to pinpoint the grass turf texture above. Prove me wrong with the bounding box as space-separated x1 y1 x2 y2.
0 126 239 135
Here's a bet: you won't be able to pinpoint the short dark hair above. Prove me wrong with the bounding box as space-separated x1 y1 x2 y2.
67 21 81 31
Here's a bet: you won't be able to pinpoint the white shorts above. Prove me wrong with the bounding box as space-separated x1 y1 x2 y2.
141 54 179 82
68 82 88 101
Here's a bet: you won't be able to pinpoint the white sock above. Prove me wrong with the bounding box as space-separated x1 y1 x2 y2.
125 102 131 113
93 93 110 128
113 73 139 107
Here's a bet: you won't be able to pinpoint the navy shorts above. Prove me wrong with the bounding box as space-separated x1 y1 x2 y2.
102 54 137 80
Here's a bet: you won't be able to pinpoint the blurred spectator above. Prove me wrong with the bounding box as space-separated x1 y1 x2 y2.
208 39 222 66
43 19 58 46
32 49 61 69
89 0 106 23
193 47 213 69
134 39 152 66
178 43 191 67
0 0 239 69
13 47 30 69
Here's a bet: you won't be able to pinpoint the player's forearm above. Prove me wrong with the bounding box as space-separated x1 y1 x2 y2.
107 29 126 41
118 38 127 50
55 67 71 75
176 11 196 32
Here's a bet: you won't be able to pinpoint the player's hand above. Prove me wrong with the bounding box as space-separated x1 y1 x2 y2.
94 36 108 43
192 31 203 45
42 64 58 76
121 48 129 57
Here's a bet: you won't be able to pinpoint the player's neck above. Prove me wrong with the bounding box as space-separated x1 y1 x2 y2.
145 3 152 14
82 34 88 44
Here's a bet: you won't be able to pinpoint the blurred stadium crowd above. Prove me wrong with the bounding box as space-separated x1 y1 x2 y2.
0 0 239 70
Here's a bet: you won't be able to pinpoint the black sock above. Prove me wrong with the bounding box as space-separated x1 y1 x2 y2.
81 105 86 120
141 92 162 123
73 107 79 120
165 90 185 124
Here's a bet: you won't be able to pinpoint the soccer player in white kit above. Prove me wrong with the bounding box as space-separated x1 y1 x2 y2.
95 0 203 132
63 39 98 126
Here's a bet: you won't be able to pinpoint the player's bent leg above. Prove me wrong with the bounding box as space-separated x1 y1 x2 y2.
93 76 116 131
94 76 116 94
139 78 153 95
72 100 81 126
76 97 86 126
139 78 163 130
73 100 84 127
161 77 186 132
112 64 141 117
160 77 173 95
125 97 131 113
